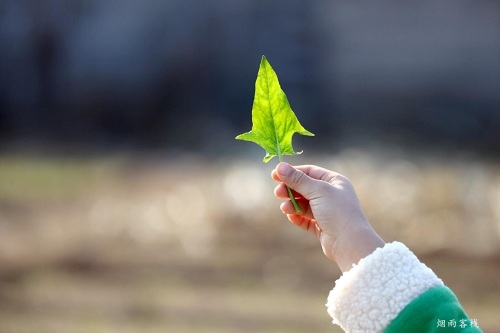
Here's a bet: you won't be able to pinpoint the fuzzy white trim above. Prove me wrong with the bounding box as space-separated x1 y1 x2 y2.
326 241 443 333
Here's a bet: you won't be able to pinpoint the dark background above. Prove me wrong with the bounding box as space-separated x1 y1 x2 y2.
1 0 499 156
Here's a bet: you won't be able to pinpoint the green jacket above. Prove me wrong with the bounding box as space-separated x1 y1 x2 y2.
326 242 483 333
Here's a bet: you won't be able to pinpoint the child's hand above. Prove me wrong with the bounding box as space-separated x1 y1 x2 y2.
272 162 385 272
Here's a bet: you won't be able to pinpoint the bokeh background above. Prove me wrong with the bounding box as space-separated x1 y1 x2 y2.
1 1 500 332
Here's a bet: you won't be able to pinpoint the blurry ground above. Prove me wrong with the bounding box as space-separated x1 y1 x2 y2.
0 149 499 333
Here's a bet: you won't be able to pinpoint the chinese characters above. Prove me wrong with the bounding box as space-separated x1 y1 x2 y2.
437 319 479 329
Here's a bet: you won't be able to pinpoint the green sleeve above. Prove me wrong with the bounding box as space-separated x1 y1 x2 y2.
384 286 483 333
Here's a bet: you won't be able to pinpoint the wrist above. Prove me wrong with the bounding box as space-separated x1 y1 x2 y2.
331 223 385 272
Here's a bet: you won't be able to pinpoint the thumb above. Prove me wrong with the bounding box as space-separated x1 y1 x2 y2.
276 162 318 199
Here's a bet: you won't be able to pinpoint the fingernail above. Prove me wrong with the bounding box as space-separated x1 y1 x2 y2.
277 162 292 176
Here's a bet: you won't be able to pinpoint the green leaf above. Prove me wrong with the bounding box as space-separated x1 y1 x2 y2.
235 55 314 163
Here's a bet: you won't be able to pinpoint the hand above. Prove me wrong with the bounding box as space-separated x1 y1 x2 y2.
272 162 385 272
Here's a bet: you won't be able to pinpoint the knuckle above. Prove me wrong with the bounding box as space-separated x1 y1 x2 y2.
292 170 306 186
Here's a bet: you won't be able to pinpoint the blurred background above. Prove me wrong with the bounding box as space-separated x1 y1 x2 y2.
1 0 499 332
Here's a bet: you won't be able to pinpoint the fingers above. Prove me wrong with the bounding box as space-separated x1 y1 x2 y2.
274 182 301 199
274 163 320 199
271 168 281 182
272 164 339 184
286 214 322 238
294 165 339 183
280 198 314 219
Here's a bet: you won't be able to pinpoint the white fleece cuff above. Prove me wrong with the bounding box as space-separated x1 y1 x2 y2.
326 241 443 333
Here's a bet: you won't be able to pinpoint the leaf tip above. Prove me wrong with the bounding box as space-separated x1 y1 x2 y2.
235 132 249 141
303 130 315 137
260 55 270 67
